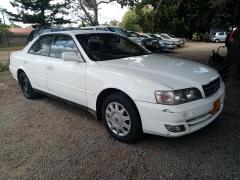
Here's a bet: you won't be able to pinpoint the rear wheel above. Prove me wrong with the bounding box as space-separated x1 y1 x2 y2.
102 92 143 143
18 72 38 99
215 39 220 43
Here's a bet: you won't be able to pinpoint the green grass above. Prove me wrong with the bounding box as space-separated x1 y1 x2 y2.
0 63 9 72
0 45 25 51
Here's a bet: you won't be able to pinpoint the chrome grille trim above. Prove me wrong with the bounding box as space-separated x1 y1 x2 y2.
202 77 220 97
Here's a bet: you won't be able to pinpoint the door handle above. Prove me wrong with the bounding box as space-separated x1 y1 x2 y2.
47 65 54 70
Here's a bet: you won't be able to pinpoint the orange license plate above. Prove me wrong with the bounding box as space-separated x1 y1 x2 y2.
212 99 221 115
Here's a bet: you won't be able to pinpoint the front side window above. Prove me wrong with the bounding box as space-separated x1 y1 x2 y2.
161 34 170 39
76 33 149 61
50 35 79 59
130 32 139 37
140 35 148 39
28 35 53 56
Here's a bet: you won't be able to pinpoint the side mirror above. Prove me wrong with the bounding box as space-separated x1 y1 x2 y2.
62 52 83 62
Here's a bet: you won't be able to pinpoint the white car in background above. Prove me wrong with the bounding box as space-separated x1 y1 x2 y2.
169 34 186 45
9 31 225 143
211 32 228 43
154 34 176 50
161 33 184 47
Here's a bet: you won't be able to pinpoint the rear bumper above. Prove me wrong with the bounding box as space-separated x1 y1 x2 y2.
135 83 225 137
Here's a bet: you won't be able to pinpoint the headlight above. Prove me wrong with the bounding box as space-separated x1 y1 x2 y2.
155 88 202 105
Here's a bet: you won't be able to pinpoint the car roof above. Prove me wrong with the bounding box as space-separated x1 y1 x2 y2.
81 25 119 29
40 30 117 36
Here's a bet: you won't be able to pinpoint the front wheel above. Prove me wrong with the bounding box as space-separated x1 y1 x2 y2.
102 92 143 143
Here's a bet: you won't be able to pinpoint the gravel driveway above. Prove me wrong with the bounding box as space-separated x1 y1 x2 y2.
0 43 240 179
166 42 227 64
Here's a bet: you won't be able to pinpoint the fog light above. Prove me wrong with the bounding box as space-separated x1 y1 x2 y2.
165 125 186 133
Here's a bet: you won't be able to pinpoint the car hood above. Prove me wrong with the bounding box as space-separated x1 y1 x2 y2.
97 54 219 89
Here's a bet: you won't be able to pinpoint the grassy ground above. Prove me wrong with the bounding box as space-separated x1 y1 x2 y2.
0 63 9 72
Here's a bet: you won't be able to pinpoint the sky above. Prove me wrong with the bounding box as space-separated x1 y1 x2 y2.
0 0 128 27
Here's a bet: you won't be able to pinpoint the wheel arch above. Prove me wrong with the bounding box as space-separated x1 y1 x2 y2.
17 68 26 83
96 88 141 122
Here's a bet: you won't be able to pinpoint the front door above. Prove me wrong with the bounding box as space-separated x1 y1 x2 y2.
46 34 87 106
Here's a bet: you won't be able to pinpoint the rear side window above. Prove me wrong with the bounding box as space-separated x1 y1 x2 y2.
28 35 53 56
50 35 79 59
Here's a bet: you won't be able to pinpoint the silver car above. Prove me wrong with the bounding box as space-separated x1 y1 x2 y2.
211 32 228 43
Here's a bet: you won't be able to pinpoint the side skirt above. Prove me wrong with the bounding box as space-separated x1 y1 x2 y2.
33 89 98 119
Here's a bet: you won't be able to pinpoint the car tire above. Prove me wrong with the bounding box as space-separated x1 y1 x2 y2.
102 92 143 143
215 39 220 43
18 72 38 99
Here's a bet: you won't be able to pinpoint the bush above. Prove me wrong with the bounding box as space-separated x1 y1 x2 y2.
0 63 9 72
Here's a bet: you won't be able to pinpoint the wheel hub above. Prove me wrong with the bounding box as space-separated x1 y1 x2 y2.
105 102 131 136
112 112 123 126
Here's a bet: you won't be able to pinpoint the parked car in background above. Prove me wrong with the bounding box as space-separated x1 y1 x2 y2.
10 30 225 143
81 26 143 45
28 26 81 42
154 34 176 51
137 33 161 52
161 33 184 47
169 34 186 45
81 27 162 53
127 31 148 45
211 32 228 43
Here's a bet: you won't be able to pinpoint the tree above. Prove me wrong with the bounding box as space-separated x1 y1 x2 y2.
121 0 182 34
6 0 71 26
176 0 212 39
73 0 138 26
209 0 240 29
121 9 142 31
109 20 120 26
0 24 9 36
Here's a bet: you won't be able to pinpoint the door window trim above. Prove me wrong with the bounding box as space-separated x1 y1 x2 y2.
27 33 86 62
50 34 86 62
28 34 54 57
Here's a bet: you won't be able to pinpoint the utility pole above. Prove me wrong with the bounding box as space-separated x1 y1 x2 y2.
0 7 9 47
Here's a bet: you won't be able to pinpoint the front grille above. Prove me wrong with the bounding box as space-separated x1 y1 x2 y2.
202 77 220 97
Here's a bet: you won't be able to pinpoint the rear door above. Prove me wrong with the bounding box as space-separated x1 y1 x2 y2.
218 32 225 42
26 35 53 92
46 34 87 106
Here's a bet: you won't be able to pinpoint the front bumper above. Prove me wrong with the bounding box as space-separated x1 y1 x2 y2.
135 83 225 137
162 44 176 50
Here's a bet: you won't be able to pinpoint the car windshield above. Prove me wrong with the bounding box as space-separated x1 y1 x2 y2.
149 34 158 38
107 27 132 37
161 34 171 39
76 33 149 61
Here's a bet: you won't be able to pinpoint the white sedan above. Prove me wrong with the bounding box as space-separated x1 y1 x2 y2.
9 31 225 142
